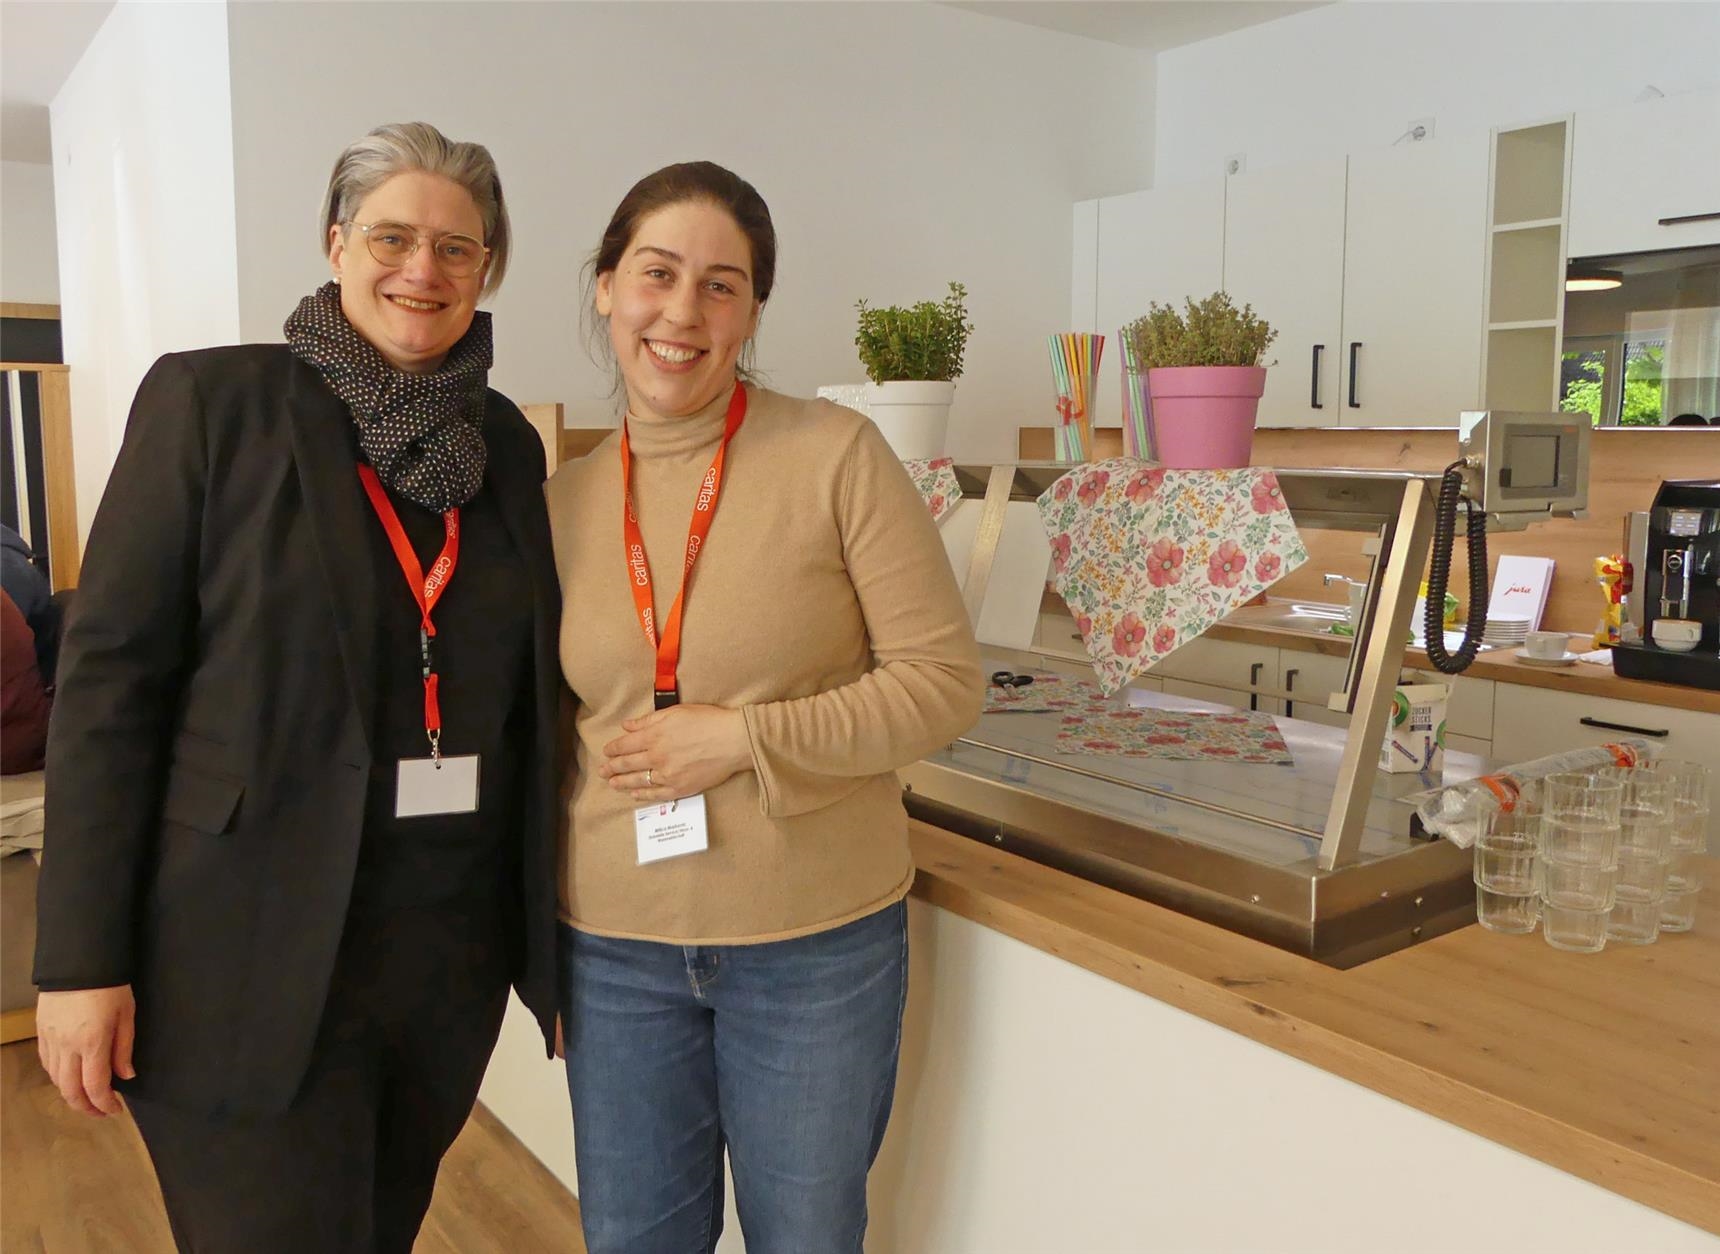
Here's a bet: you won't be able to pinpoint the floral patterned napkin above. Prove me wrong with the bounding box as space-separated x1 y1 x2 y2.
903 457 961 523
1037 460 1308 694
1056 706 1293 765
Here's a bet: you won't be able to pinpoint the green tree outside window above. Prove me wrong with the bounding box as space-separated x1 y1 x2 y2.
1561 343 1665 426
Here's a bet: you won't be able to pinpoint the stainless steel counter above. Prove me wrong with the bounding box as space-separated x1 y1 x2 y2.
905 672 1482 968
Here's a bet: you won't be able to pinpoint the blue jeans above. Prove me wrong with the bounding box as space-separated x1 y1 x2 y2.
559 900 908 1254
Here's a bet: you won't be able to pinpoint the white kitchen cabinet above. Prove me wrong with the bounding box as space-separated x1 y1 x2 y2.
1071 200 1100 331
1339 135 1489 426
1222 159 1348 429
1403 666 1495 744
1277 650 1495 755
1084 137 1488 432
1160 677 1261 710
1489 685 1720 843
1445 733 1494 758
1280 651 1351 728
1149 637 1281 713
1089 180 1226 430
1568 89 1720 258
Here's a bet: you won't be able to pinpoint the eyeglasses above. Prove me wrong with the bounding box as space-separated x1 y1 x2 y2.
346 220 489 278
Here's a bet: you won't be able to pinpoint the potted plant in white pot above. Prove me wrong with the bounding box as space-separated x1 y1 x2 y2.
1124 292 1276 469
854 281 973 459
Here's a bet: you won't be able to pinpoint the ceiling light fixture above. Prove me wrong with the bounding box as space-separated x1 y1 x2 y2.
1565 263 1623 292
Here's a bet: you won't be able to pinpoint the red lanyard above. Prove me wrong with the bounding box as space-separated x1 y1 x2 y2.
357 463 460 760
619 381 747 709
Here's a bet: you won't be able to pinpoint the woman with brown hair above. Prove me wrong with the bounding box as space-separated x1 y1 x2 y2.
545 161 982 1253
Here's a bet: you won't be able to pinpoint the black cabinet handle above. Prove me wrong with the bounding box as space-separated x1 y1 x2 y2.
1579 716 1669 738
1658 211 1720 226
1285 667 1299 719
1310 345 1324 409
1248 662 1264 712
1347 342 1362 409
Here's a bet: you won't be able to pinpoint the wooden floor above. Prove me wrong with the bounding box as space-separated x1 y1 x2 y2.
0 1042 586 1252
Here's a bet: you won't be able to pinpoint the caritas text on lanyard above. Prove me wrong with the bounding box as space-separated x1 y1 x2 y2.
619 380 747 711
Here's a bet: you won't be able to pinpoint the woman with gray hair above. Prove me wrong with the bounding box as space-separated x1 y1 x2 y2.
32 121 561 1251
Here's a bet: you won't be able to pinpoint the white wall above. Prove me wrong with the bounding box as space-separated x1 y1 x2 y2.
50 0 241 543
225 1 1156 462
1154 1 1720 186
1 161 60 304
481 899 1720 1252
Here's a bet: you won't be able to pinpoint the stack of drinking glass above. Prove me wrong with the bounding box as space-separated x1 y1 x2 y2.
1472 759 1708 952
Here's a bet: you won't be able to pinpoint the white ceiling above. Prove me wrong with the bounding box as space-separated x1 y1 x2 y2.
0 0 1326 163
1 0 116 162
945 1 1328 51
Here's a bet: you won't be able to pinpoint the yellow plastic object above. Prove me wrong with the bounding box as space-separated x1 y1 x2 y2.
1593 554 1626 647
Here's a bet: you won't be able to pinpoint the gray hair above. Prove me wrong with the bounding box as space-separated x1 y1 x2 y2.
320 122 511 297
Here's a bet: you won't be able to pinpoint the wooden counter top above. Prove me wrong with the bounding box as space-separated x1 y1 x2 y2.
1207 617 1720 716
908 821 1720 1233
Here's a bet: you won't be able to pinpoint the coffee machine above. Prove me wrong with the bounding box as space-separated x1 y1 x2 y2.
1614 479 1720 690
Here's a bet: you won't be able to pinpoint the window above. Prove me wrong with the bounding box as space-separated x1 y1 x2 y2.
1561 245 1719 427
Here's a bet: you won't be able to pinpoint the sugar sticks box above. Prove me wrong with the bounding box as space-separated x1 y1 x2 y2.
1379 682 1449 774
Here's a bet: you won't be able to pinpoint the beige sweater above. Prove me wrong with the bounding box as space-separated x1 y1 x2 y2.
544 384 983 943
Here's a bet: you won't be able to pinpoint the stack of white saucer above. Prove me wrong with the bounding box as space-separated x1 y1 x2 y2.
1482 612 1532 648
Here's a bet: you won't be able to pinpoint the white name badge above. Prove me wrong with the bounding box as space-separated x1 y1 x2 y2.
395 755 481 818
634 794 709 865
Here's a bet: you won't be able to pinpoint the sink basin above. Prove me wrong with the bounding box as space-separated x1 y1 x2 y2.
1226 601 1506 654
1232 601 1351 635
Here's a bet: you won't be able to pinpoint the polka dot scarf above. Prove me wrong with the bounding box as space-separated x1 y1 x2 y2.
284 280 492 512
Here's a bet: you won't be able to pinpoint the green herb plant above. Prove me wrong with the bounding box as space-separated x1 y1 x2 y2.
854 282 975 383
1123 291 1276 370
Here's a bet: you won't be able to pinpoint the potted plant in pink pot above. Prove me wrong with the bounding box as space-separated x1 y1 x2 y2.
1124 292 1276 470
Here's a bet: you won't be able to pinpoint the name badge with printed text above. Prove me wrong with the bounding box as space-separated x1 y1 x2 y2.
635 794 709 865
396 755 480 818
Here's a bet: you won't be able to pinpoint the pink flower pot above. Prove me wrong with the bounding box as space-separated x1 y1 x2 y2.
1146 366 1267 469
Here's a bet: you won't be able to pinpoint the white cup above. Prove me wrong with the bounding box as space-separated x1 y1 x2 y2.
1524 630 1567 660
1652 618 1702 653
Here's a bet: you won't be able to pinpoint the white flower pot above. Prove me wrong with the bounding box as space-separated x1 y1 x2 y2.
862 380 955 460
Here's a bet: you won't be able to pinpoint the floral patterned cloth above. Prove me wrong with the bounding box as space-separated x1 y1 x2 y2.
904 457 961 523
1056 706 1293 765
1037 460 1308 694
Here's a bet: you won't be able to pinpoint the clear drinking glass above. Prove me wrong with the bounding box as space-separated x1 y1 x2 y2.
1540 857 1617 910
1607 846 1670 946
1474 810 1538 895
1542 902 1608 953
1545 771 1625 820
1670 801 1712 855
1615 845 1670 896
1540 773 1623 868
1611 770 1675 859
1660 887 1700 933
1476 884 1539 934
1607 888 1663 945
1667 850 1704 895
1644 759 1711 854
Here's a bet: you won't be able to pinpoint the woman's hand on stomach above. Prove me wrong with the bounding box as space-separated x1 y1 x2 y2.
600 704 753 803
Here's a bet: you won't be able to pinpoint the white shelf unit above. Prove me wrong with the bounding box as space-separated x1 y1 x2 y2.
1491 217 1565 234
1486 319 1559 332
1480 118 1573 411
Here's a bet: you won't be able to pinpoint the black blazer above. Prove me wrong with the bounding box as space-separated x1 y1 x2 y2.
33 345 561 1117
